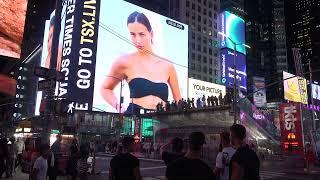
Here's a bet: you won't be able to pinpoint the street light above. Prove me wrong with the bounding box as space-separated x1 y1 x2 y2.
218 32 251 124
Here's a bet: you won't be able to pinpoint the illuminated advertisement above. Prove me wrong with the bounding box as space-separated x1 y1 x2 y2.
220 48 247 92
312 84 320 104
48 0 188 115
188 78 226 100
283 71 308 104
279 103 304 156
0 0 27 58
253 77 267 107
219 11 246 55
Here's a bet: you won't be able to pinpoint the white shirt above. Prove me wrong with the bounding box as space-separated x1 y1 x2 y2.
17 141 24 154
216 146 236 180
33 156 48 180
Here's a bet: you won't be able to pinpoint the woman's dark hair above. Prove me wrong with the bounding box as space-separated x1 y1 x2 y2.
127 11 152 32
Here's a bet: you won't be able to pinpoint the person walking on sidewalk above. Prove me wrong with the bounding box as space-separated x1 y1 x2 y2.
215 132 236 180
109 136 142 180
165 132 215 180
305 143 316 174
31 144 50 180
229 124 260 180
160 137 185 166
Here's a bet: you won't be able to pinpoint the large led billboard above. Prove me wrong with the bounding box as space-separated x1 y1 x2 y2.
283 71 308 104
219 11 246 55
0 0 27 58
188 78 226 100
312 84 320 105
49 0 188 115
253 77 267 107
220 48 247 92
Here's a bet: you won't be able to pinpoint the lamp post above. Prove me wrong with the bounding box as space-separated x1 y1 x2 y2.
218 32 251 124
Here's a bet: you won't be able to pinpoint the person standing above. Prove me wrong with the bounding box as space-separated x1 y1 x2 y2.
229 124 260 180
165 132 215 180
215 132 236 180
77 145 89 180
49 135 62 180
6 137 17 177
31 144 50 180
15 138 24 169
305 143 315 174
67 139 79 180
160 137 185 166
109 136 142 180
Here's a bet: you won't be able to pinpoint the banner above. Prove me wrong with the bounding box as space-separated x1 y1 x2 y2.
253 77 267 107
283 71 308 104
188 78 226 100
279 103 304 156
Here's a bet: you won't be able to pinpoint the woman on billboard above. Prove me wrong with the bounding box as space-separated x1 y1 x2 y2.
101 11 182 114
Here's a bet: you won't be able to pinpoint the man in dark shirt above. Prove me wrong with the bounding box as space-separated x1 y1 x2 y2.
109 137 142 180
165 132 215 180
160 137 185 166
229 124 260 180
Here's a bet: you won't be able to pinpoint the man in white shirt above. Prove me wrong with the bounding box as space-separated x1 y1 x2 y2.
215 132 236 180
32 144 50 180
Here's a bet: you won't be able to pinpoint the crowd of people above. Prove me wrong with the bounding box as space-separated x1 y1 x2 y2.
109 124 260 180
156 93 233 112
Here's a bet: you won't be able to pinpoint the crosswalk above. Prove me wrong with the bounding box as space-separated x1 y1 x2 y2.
142 171 300 180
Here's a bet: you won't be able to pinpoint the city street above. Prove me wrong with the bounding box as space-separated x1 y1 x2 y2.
11 153 320 180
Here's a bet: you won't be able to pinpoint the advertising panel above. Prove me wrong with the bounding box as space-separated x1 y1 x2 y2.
312 84 320 105
279 103 304 156
188 78 226 100
219 11 246 55
283 71 308 104
253 77 267 107
220 48 247 92
48 0 189 115
0 0 28 58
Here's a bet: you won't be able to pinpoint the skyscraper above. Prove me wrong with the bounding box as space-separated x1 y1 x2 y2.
168 0 221 83
285 0 320 81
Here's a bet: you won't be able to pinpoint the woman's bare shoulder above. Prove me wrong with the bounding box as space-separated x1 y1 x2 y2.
113 53 135 67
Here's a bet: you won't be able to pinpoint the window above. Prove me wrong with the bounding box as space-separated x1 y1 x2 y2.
198 25 201 31
214 22 217 29
192 3 195 10
203 56 207 63
203 8 207 15
213 4 217 10
209 58 213 64
186 12 189 17
197 54 201 61
203 37 207 44
209 11 212 18
203 66 207 73
197 65 201 72
214 31 217 38
203 18 207 25
203 0 207 5
191 63 195 70
198 15 201 22
214 69 218 76
203 46 207 53
186 1 190 7
197 75 201 79
214 52 217 57
209 2 212 8
192 53 195 59
192 43 195 49
209 68 213 75
198 6 201 13
214 13 217 19
192 32 195 39
203 77 207 81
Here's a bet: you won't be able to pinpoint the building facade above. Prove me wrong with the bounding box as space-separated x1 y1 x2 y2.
285 0 320 81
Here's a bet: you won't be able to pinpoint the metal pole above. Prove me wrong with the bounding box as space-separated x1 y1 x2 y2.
119 80 123 113
309 60 316 131
233 44 237 124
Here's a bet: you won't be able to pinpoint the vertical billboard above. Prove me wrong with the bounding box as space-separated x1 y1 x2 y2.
43 0 189 115
188 78 226 100
219 11 246 55
220 48 247 91
253 77 267 107
0 0 28 58
283 71 308 104
279 103 304 156
312 84 320 106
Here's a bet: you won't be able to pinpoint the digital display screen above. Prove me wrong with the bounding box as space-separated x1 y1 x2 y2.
312 84 320 105
219 11 246 55
253 77 267 107
283 71 308 104
0 0 27 58
52 0 188 114
220 48 247 92
188 78 226 100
